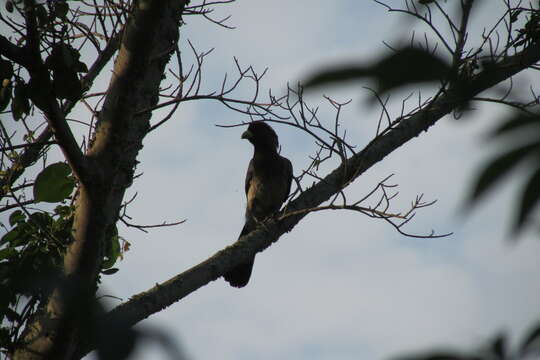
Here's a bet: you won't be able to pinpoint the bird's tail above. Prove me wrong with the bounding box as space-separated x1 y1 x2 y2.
223 222 255 288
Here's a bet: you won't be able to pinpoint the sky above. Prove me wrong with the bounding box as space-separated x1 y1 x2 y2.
1 1 540 360
91 1 539 359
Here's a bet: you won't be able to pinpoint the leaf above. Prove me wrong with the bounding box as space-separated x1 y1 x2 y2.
33 162 75 203
0 247 16 261
102 231 120 269
101 268 119 275
9 210 25 226
4 308 20 322
0 327 10 348
520 321 540 356
96 322 138 360
0 227 21 246
515 165 540 231
510 10 522 23
0 59 13 80
304 47 450 95
372 47 450 94
54 2 69 19
0 82 12 112
490 333 506 359
29 212 53 228
52 69 82 101
75 60 88 73
35 4 49 28
45 44 80 71
11 83 30 120
395 351 468 360
27 72 52 109
469 141 540 203
54 205 73 218
304 65 369 88
490 113 540 138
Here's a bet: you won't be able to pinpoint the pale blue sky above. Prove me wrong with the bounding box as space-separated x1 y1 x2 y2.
90 2 540 360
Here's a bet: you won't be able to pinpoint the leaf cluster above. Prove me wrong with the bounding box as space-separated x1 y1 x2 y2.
469 112 540 233
304 46 450 99
0 0 88 122
396 321 540 360
0 162 122 353
0 205 73 354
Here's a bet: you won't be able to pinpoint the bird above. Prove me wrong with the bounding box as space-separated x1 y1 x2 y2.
223 121 293 288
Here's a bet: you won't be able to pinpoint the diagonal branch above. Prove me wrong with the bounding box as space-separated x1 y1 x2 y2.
74 33 540 360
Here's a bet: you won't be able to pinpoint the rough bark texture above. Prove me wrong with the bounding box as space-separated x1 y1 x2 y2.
12 1 187 359
71 40 540 358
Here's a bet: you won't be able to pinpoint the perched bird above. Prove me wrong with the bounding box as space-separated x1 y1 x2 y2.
224 121 293 288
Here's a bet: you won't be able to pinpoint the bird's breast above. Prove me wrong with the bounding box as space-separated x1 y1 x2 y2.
246 172 288 220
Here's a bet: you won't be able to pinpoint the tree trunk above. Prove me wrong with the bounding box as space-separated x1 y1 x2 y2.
12 1 188 359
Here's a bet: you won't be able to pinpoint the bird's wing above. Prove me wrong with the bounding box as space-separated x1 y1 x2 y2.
282 156 293 204
244 158 254 196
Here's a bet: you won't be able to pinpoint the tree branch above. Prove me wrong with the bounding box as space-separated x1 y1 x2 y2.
13 0 189 358
74 32 540 360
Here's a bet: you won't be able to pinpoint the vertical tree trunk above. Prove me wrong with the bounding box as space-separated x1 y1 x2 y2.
12 1 188 359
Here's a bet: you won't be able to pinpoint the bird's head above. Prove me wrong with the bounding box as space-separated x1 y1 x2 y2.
241 121 279 151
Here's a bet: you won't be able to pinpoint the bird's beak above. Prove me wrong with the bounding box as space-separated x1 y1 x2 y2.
241 129 252 140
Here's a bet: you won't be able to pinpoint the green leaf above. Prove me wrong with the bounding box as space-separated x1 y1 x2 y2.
0 247 16 261
29 212 53 228
33 162 75 203
9 210 25 226
101 268 119 275
54 205 73 217
11 83 30 120
102 232 120 269
515 166 540 231
469 141 540 203
0 227 21 246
